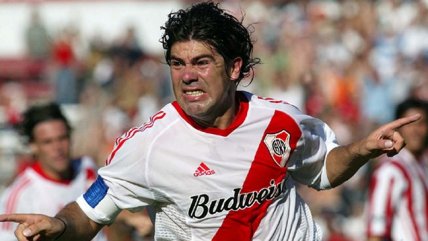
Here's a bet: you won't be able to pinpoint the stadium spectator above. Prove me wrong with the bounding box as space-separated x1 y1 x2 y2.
0 2 421 241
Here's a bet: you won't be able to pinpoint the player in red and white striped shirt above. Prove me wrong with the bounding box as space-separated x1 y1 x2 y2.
0 2 422 241
367 98 428 241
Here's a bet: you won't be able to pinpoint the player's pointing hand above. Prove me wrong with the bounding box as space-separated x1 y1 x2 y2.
360 113 421 158
0 213 65 241
326 113 423 188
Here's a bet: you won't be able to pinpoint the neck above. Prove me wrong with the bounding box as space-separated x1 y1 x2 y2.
35 162 73 182
195 104 238 129
413 150 425 162
194 92 240 130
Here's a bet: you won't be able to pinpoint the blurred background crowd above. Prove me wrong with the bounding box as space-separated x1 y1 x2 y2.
1 0 428 240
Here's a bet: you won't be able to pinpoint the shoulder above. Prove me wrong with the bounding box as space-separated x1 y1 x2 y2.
4 170 34 190
244 91 327 130
103 104 179 165
373 155 412 182
0 171 35 204
112 104 177 144
243 91 302 113
70 156 98 180
128 104 179 138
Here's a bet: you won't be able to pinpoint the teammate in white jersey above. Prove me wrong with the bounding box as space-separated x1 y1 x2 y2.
0 2 422 241
366 98 428 241
0 102 106 241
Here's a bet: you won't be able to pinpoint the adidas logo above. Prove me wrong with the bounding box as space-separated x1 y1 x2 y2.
193 162 215 177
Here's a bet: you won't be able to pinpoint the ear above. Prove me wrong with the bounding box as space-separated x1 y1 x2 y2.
230 57 243 81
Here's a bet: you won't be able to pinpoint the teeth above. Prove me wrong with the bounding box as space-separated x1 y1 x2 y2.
185 90 203 96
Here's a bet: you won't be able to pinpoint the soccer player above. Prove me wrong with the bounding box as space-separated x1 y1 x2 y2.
0 2 422 240
366 98 428 241
0 102 106 241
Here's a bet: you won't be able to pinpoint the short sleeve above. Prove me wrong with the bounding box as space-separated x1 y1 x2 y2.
77 130 156 224
287 115 339 190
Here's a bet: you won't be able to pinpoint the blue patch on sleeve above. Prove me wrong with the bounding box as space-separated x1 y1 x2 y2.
83 176 109 208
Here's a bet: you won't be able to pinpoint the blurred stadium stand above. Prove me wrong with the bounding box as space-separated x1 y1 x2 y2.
1 1 428 240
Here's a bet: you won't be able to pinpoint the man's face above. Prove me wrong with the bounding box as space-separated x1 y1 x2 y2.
400 108 428 155
30 119 71 176
169 40 241 125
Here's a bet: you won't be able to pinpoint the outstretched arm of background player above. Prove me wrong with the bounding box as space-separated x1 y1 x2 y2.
325 113 421 188
0 201 103 241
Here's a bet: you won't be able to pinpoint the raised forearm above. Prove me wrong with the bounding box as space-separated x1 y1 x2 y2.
325 114 421 187
55 202 103 241
325 140 371 188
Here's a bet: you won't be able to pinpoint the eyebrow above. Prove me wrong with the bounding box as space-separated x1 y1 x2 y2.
169 54 216 63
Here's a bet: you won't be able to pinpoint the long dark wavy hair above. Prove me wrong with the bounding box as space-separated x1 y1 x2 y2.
160 1 261 85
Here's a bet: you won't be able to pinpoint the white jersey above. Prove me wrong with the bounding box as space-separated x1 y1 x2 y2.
77 91 339 241
0 156 106 241
366 149 428 241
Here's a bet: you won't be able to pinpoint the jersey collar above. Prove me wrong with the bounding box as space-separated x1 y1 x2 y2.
31 162 73 185
172 91 249 136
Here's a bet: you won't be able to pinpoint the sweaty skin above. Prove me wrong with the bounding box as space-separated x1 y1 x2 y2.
0 39 421 241
170 40 242 129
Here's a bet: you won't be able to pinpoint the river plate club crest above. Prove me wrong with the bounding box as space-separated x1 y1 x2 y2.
263 130 291 167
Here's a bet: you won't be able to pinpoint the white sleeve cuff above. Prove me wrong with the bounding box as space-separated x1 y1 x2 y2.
319 143 339 189
319 163 332 189
76 194 121 225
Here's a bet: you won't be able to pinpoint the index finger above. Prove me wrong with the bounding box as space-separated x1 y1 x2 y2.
0 214 31 224
383 113 421 130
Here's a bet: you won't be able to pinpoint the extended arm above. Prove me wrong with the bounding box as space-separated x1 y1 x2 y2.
0 202 103 241
54 202 103 241
325 114 420 188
